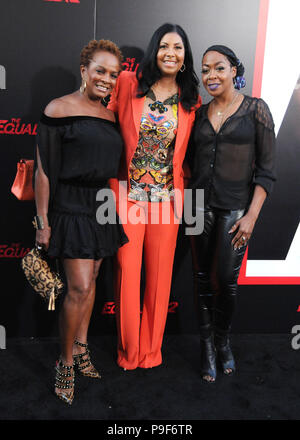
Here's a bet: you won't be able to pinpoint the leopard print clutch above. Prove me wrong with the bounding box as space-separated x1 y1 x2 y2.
21 247 64 310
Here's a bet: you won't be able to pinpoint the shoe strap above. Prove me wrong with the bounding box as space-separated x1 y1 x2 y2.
55 375 74 385
55 368 74 378
55 381 74 390
74 352 90 363
77 361 92 371
56 359 75 370
73 349 89 359
73 349 93 369
55 360 75 390
74 340 88 348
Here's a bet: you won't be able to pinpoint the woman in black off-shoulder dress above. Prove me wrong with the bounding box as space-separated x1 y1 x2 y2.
34 40 127 405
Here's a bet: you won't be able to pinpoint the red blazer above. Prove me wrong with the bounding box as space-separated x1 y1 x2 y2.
108 70 201 217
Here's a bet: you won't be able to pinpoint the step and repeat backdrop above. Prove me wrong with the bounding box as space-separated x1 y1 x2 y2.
0 0 299 337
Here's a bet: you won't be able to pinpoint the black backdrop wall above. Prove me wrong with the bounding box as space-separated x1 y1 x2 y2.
0 0 299 338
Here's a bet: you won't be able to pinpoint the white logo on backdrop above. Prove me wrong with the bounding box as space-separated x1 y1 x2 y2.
0 66 6 90
0 325 6 349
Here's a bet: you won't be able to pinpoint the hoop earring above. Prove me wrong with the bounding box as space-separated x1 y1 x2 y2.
80 79 87 94
179 64 186 73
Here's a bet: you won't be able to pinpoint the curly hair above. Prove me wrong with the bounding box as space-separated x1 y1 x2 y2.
80 39 123 67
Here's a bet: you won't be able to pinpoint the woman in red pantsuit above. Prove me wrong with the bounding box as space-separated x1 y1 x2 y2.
108 23 201 370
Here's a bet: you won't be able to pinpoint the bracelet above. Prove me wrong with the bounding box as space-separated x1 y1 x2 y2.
32 215 44 230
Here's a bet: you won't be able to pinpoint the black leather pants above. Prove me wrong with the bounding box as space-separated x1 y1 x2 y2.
190 207 247 338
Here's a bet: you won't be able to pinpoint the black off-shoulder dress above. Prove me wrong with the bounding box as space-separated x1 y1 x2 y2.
35 114 128 259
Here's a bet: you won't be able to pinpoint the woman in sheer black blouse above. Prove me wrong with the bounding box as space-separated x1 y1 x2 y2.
187 45 276 382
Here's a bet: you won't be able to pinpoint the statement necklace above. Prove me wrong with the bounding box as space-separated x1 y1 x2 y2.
147 89 179 114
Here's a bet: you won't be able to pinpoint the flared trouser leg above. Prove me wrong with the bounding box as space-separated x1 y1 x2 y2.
114 201 179 370
139 203 179 368
114 201 145 370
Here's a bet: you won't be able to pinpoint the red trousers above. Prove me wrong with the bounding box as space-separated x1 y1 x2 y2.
114 201 180 369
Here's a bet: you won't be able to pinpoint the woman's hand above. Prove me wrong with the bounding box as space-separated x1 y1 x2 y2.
228 213 257 250
229 185 267 250
36 226 51 251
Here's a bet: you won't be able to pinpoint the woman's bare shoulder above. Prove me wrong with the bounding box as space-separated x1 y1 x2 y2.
44 93 78 117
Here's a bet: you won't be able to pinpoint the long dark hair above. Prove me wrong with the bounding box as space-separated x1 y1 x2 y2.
136 23 199 112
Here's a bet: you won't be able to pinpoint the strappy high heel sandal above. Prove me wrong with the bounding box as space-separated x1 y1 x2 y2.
54 359 75 405
73 340 101 379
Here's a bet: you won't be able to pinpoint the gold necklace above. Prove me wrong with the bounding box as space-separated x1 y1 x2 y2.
213 92 239 117
212 93 239 132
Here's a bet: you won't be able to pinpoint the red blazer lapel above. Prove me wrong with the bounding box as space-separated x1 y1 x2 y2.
174 102 189 158
131 81 145 141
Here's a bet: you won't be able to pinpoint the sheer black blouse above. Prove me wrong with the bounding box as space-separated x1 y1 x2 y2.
187 95 276 210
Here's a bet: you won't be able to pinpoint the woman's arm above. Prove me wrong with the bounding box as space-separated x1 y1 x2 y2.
229 98 276 250
34 98 66 249
34 146 51 250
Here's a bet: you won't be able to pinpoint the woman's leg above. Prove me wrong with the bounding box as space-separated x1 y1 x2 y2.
212 209 247 374
114 202 146 370
73 259 103 347
190 209 217 336
138 202 179 368
190 208 218 382
71 259 103 376
59 259 96 365
55 258 96 402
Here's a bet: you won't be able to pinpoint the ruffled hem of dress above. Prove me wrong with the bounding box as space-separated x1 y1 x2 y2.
47 241 128 259
47 211 128 259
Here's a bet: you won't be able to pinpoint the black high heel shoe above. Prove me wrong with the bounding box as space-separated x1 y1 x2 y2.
215 333 235 375
54 359 75 405
73 340 101 379
200 336 217 383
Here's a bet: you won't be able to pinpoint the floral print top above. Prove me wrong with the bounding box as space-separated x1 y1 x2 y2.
128 90 178 202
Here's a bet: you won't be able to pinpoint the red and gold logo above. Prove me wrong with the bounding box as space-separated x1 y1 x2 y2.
0 243 31 259
0 119 37 135
101 301 178 314
122 58 139 73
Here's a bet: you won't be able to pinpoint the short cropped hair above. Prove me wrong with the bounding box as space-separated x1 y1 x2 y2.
80 39 123 68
